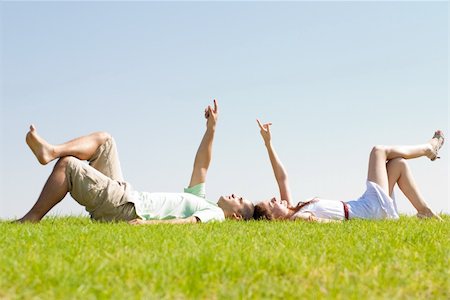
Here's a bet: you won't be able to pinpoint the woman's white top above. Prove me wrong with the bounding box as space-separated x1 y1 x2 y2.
295 199 346 220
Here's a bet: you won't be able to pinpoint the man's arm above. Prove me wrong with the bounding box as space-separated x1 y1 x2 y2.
129 216 199 225
257 119 293 206
188 99 218 188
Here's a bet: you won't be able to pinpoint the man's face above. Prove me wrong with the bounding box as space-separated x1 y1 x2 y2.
218 194 253 219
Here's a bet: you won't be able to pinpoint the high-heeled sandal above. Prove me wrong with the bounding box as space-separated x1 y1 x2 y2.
428 130 445 161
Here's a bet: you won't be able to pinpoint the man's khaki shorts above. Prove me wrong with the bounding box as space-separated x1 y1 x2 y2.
65 137 138 221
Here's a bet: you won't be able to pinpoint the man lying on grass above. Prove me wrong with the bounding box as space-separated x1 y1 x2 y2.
17 100 254 224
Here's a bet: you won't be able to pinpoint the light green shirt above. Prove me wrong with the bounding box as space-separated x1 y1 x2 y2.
129 183 225 223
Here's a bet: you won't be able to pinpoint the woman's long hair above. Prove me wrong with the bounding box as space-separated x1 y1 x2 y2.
253 198 319 220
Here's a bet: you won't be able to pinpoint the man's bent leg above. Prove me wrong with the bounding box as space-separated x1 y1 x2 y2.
88 137 124 181
67 157 135 221
17 157 71 222
26 125 112 165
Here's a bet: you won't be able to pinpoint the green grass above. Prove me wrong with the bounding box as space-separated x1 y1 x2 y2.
1 216 449 299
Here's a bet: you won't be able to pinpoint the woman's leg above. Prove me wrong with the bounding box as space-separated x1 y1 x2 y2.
17 157 72 222
367 131 443 193
386 158 441 220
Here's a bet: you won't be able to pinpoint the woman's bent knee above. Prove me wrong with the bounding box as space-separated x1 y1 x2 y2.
387 157 408 169
370 145 387 159
371 145 386 154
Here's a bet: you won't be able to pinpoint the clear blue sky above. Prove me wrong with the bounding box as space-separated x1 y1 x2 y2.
1 1 448 219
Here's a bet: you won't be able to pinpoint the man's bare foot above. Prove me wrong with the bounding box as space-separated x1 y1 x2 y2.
25 125 56 165
13 216 40 223
13 218 30 223
417 208 443 221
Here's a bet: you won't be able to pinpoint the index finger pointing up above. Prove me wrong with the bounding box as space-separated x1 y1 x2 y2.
256 119 264 130
213 99 218 113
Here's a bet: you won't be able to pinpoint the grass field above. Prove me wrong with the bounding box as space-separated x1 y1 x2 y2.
1 216 449 299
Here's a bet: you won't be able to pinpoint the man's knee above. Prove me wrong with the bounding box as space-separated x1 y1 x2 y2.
97 131 112 144
55 156 80 171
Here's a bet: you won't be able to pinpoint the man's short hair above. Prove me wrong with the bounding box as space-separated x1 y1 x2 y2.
239 203 255 221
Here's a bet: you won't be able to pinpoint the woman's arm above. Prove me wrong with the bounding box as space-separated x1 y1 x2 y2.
291 212 341 223
257 119 293 206
128 216 199 225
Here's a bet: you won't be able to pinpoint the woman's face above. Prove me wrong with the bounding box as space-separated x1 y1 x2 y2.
262 197 290 219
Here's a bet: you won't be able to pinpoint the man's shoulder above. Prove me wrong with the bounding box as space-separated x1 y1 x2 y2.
184 183 206 199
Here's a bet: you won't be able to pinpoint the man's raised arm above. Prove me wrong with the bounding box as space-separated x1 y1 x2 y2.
188 99 218 188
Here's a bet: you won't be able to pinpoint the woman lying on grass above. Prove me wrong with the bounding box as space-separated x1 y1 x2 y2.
252 120 444 222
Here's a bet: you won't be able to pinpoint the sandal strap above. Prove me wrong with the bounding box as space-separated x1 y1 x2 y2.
432 130 445 153
428 130 445 161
